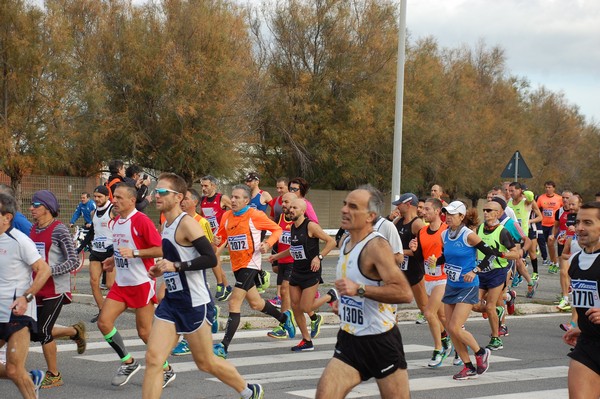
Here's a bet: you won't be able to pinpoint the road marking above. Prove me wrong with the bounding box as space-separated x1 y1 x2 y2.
286 366 568 397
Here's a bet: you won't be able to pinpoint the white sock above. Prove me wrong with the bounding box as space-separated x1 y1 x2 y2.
241 387 252 399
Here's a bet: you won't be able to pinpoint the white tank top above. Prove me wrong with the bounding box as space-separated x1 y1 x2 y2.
336 232 397 336
161 212 212 307
92 203 114 253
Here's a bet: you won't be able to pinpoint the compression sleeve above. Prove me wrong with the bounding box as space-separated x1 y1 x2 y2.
177 236 218 272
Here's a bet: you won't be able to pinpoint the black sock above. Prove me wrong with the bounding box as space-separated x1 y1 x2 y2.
441 330 448 339
475 347 485 356
261 301 286 323
465 362 476 371
309 313 318 321
531 258 538 273
222 312 241 351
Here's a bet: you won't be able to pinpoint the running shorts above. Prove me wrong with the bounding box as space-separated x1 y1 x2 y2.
106 281 157 309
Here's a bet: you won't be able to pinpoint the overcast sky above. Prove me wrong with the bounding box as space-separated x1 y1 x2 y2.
405 0 600 124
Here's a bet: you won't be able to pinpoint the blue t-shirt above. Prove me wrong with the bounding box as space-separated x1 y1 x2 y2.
442 226 479 288
12 212 32 235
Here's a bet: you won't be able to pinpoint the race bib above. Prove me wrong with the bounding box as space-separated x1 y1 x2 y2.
114 250 129 269
289 245 307 260
340 296 364 326
543 209 553 217
228 235 249 251
571 279 600 309
206 216 218 231
35 242 46 259
92 236 108 251
164 272 183 293
279 231 291 245
444 263 463 282
400 255 409 271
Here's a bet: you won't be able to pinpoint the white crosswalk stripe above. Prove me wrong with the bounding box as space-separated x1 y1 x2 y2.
46 324 568 398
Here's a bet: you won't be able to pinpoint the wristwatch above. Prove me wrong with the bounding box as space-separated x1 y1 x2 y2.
133 249 140 258
24 293 35 303
357 284 366 298
317 254 324 261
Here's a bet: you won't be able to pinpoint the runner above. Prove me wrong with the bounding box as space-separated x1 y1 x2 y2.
105 159 127 201
430 184 449 206
473 200 519 351
315 185 412 399
269 198 336 350
551 190 574 274
440 201 493 380
29 190 87 388
96 184 171 387
142 173 264 399
200 175 233 301
68 192 95 229
288 177 319 223
171 188 219 356
556 194 582 312
245 172 273 213
0 192 51 399
212 184 294 359
267 193 297 336
558 195 582 330
393 193 428 326
537 181 563 271
267 177 290 307
124 165 153 213
76 186 116 323
408 198 452 367
0 184 32 234
562 201 600 399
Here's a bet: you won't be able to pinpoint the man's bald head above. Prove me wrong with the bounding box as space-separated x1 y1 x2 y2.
289 198 307 222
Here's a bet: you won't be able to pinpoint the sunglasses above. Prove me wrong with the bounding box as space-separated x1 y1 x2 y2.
154 188 180 196
289 187 300 192
482 208 496 213
31 202 44 208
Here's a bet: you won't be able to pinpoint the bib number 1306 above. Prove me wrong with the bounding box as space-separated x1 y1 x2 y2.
342 306 364 325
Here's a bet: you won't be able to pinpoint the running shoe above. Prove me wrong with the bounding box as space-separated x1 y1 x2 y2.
90 312 99 323
532 272 539 281
247 383 265 399
416 312 427 324
213 343 228 359
282 310 296 339
71 321 87 354
452 351 463 366
315 291 321 299
511 274 523 288
171 339 191 356
549 264 559 274
215 284 225 301
498 325 509 337
543 258 551 266
310 313 323 339
427 350 443 368
441 337 453 360
557 298 571 311
259 270 271 291
267 325 287 339
291 339 314 352
560 322 576 332
453 366 477 380
326 288 338 304
475 348 491 375
162 366 176 388
268 295 282 308
482 311 488 319
41 370 63 389
526 279 539 298
111 360 141 386
216 285 232 301
506 290 517 315
30 369 44 398
212 305 220 334
99 283 108 290
486 337 503 351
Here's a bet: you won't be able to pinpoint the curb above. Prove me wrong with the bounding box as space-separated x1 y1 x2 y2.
72 293 562 329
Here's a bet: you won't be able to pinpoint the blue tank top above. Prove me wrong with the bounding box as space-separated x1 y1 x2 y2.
249 190 268 212
442 226 478 288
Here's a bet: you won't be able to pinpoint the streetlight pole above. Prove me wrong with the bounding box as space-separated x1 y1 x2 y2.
391 0 407 203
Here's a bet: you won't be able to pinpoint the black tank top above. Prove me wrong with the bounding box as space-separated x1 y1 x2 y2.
396 217 424 270
289 218 320 273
